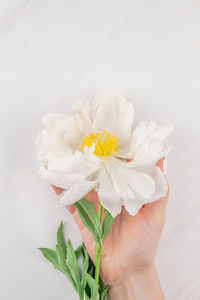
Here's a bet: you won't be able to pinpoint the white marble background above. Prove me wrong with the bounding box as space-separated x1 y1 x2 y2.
0 0 200 299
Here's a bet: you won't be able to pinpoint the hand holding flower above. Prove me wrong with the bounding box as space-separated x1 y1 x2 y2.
52 158 168 299
37 92 172 299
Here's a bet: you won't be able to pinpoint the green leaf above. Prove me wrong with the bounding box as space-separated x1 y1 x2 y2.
38 248 60 271
66 240 82 296
75 244 84 258
56 244 77 291
84 292 90 300
82 245 89 272
84 259 95 298
57 221 66 258
101 285 110 300
99 275 105 293
88 256 95 278
102 210 114 239
81 246 89 289
56 245 67 273
89 265 94 277
74 198 102 242
84 272 99 300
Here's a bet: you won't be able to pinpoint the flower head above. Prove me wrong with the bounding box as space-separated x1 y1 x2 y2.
36 92 173 217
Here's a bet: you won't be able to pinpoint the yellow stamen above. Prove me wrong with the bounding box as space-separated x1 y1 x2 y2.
80 130 120 157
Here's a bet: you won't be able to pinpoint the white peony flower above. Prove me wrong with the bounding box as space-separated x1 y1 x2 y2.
36 92 173 217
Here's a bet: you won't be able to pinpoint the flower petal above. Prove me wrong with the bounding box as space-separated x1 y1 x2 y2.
39 150 100 206
36 113 85 162
120 121 173 166
35 129 67 162
134 164 168 201
110 158 168 215
42 114 78 137
108 158 156 200
39 150 100 205
93 92 134 144
123 165 168 215
123 196 144 216
59 178 98 206
47 150 101 178
39 166 82 189
72 100 95 136
98 161 122 217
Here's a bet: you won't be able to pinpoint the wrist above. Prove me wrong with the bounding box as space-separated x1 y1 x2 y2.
109 264 165 300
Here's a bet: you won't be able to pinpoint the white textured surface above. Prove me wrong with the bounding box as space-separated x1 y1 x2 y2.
0 1 200 299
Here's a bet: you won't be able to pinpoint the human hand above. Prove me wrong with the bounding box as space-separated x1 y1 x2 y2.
52 158 168 299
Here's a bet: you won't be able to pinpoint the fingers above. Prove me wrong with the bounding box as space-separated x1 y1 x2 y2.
51 185 64 195
156 157 165 172
155 157 169 204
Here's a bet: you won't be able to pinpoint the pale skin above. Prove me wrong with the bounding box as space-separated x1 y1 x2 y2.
52 158 168 299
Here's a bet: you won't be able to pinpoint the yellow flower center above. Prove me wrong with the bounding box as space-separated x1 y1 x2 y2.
80 130 120 157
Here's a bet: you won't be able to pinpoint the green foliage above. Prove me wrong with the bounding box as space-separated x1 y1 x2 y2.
74 198 102 243
84 272 99 299
38 248 59 271
102 210 114 239
39 197 115 300
81 246 89 288
57 221 66 258
56 244 77 291
75 244 84 258
101 285 110 300
66 240 82 297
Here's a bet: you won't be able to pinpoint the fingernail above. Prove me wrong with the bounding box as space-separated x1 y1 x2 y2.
163 158 167 174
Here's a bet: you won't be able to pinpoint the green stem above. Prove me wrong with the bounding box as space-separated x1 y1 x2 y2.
95 202 103 286
95 242 102 282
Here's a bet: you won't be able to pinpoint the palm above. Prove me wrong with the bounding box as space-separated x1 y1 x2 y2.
52 159 168 285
